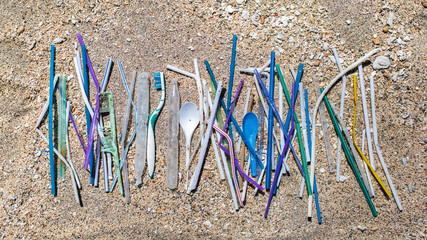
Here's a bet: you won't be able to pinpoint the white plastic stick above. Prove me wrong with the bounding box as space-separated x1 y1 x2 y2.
332 48 347 182
358 65 375 170
307 49 379 219
369 73 402 211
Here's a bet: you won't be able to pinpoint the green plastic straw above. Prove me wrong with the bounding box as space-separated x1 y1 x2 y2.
59 75 67 178
321 88 377 217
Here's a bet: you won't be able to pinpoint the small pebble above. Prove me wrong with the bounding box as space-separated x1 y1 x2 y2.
401 157 407 166
373 56 391 70
357 225 366 232
320 168 325 173
203 220 212 228
236 0 245 4
372 38 380 45
383 26 389 33
408 183 413 193
346 20 351 25
53 37 65 44
17 26 25 35
339 175 349 182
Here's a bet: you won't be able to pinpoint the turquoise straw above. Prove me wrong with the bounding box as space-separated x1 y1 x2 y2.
49 45 56 196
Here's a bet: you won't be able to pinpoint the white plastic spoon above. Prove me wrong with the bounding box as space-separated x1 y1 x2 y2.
179 102 200 190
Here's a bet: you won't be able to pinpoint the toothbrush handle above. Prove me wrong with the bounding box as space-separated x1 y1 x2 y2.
147 120 156 178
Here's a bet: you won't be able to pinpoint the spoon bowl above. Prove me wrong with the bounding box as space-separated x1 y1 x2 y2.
242 112 259 177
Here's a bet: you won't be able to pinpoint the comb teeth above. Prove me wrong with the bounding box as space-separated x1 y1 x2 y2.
154 72 163 90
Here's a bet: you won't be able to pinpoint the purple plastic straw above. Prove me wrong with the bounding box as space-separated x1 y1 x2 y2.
265 83 297 217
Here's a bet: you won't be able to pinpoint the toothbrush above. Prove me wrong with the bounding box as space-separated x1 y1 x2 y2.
147 72 166 178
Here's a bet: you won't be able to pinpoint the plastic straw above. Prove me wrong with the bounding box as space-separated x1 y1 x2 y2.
305 89 322 224
48 45 56 196
358 65 376 170
313 76 335 172
332 48 347 181
265 51 275 190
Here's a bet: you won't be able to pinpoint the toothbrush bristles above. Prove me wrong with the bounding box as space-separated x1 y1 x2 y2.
154 72 163 90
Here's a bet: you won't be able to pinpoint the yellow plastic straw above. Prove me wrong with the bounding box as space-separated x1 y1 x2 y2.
352 75 391 197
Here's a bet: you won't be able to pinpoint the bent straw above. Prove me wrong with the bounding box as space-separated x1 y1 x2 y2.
265 83 297 217
322 90 377 217
369 73 402 210
332 48 347 181
188 81 223 193
306 48 379 219
352 75 391 197
358 65 376 170
210 121 264 198
313 76 335 173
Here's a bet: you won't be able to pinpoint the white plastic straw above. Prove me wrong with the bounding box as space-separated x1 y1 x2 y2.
332 48 347 182
358 65 376 170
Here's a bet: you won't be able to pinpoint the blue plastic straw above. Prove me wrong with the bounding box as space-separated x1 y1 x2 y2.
305 89 322 224
49 45 56 196
265 51 275 190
